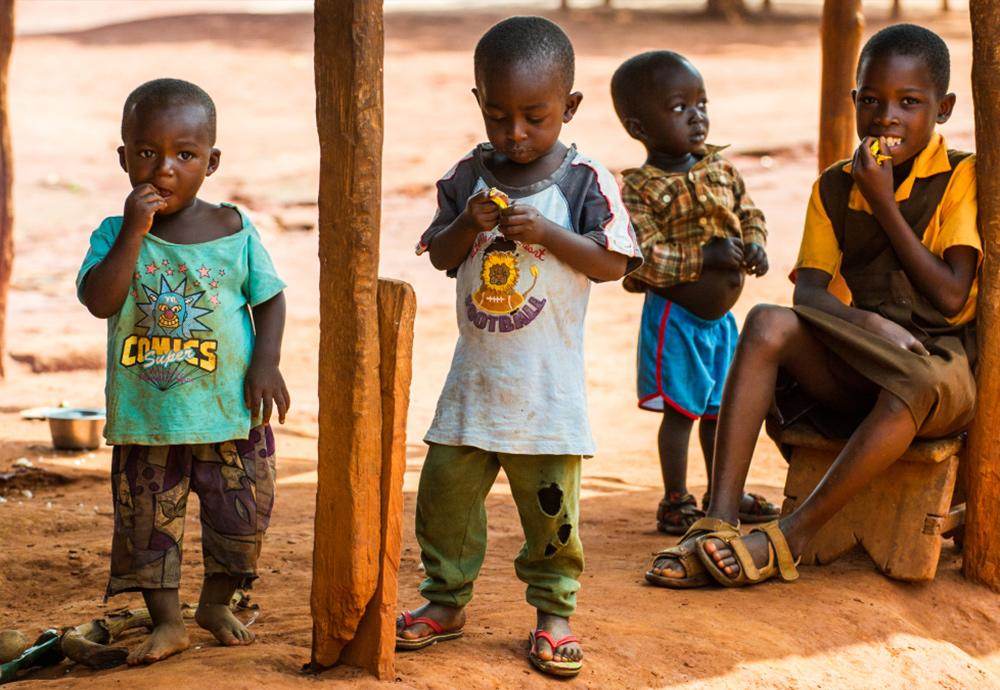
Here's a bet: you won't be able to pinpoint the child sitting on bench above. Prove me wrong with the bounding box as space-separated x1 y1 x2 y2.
646 23 980 588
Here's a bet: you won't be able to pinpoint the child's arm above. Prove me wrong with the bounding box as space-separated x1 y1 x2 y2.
732 166 769 277
794 267 928 355
427 190 499 272
81 185 165 318
499 204 627 281
852 137 978 317
246 292 290 425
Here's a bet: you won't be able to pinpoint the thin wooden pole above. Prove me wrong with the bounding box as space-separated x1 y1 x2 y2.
0 0 13 378
311 0 385 672
891 0 902 18
963 0 1000 590
818 0 863 171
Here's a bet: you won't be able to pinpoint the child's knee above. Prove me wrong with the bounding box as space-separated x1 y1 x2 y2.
741 304 798 354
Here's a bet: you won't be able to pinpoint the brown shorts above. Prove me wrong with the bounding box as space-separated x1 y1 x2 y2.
107 425 276 598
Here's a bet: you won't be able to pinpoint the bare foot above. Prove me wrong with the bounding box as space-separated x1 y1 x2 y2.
396 602 465 641
648 533 700 580
532 612 582 664
126 621 190 666
195 604 255 646
703 530 773 579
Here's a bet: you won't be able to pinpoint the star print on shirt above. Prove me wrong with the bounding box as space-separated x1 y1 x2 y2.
166 269 174 276
198 266 211 278
209 280 219 288
178 264 188 273
209 295 220 305
145 263 158 274
218 269 226 277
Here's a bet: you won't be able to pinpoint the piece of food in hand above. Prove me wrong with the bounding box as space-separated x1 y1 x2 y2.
869 139 892 165
487 187 510 209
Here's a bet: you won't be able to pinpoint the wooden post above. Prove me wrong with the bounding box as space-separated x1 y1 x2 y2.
818 0 863 171
311 0 385 673
340 279 415 676
891 0 902 18
0 0 13 378
963 0 1000 590
941 0 950 11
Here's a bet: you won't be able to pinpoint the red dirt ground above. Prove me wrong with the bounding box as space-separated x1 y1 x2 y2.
2 3 998 688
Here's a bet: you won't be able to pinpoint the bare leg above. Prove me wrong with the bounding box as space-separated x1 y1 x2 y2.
653 305 873 579
659 407 696 495
195 574 254 646
704 388 916 576
698 418 716 495
126 588 190 665
707 305 873 523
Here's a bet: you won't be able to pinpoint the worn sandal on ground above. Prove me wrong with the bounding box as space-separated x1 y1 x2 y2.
657 492 706 535
696 520 800 587
701 491 781 524
528 629 582 678
395 611 464 651
645 516 740 589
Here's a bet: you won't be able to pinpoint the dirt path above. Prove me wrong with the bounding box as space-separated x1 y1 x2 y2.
1 5 997 688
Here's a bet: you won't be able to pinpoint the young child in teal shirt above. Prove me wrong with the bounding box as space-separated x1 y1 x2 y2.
77 78 288 666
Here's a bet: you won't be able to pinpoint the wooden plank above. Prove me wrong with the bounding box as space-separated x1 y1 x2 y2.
964 0 1000 589
0 0 13 378
310 0 385 669
784 445 959 580
924 503 965 536
340 279 415 679
777 423 964 465
818 0 863 171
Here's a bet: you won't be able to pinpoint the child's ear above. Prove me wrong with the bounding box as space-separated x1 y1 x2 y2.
562 91 583 123
623 117 646 142
850 89 858 105
471 86 482 108
205 148 221 177
117 146 127 173
936 92 956 124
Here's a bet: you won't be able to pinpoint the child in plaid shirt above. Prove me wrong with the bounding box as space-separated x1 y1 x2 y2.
611 51 780 543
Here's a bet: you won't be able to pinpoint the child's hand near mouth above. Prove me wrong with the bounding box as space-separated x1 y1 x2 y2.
123 183 167 236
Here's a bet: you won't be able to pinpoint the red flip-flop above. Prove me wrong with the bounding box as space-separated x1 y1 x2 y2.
528 629 583 677
395 611 464 651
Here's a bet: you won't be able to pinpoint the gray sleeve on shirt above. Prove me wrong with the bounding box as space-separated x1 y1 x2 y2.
558 163 643 275
417 154 480 278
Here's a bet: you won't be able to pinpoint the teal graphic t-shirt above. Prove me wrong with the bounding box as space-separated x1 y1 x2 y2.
76 204 286 446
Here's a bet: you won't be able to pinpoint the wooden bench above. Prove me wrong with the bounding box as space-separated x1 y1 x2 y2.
772 422 966 581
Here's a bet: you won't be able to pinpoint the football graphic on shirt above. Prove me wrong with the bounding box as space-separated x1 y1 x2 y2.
472 238 539 315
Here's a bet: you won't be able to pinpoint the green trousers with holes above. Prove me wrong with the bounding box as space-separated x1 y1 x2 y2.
415 443 584 618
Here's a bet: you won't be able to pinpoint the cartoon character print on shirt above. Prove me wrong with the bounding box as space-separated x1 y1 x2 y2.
118 259 220 391
466 236 547 333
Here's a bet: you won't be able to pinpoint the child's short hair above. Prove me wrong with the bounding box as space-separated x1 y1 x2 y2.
121 78 217 144
474 16 575 90
857 24 950 96
610 50 692 124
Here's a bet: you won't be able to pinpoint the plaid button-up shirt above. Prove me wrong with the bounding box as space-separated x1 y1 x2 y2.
621 146 767 292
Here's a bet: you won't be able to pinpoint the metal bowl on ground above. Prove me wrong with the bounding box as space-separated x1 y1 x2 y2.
46 408 105 450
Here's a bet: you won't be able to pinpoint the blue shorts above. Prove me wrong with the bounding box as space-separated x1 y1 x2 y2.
637 292 739 419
